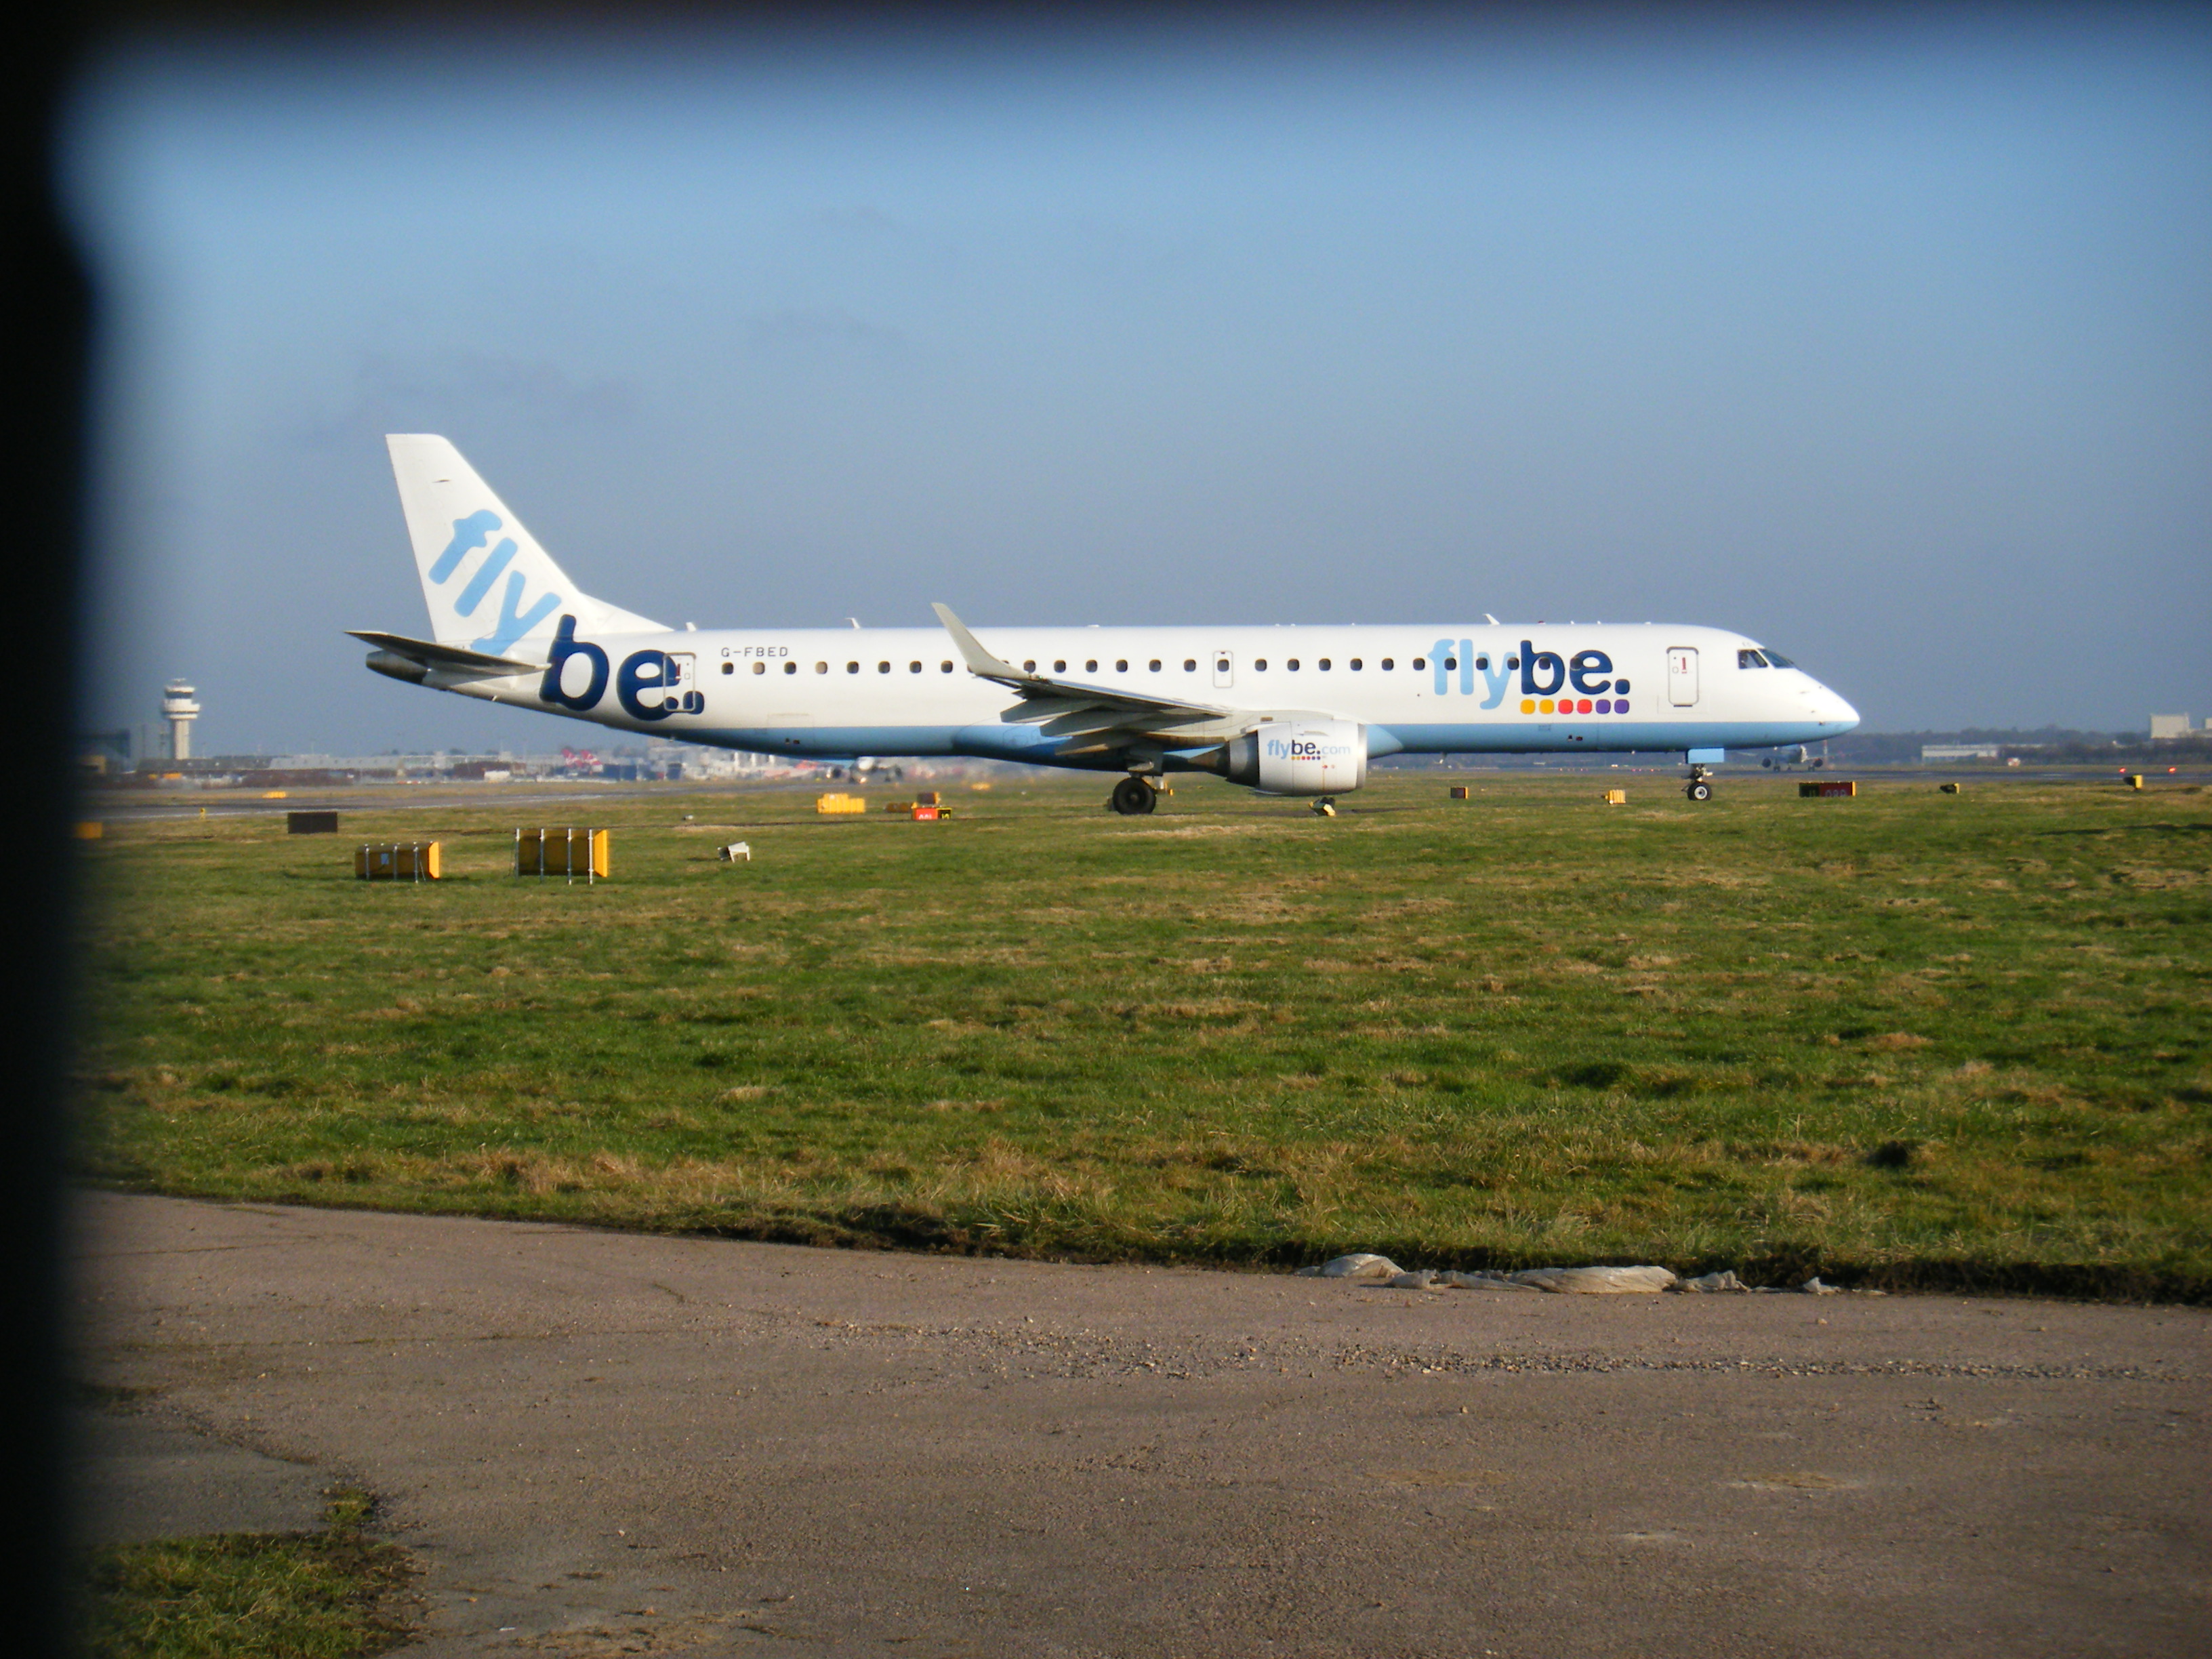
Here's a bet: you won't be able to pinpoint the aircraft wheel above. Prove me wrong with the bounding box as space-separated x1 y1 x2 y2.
1110 776 1157 815
1686 780 1713 802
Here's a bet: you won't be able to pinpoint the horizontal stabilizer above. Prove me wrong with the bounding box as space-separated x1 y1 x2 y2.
348 630 541 674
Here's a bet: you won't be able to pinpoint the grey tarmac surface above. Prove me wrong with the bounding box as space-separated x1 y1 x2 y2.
73 1404 330 1546
73 1193 2209 1658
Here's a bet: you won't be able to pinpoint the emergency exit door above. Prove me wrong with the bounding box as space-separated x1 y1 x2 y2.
1212 650 1235 689
634 651 703 716
1666 647 1699 707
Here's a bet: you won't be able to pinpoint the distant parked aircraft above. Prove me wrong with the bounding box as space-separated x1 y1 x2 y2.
356 436 1859 812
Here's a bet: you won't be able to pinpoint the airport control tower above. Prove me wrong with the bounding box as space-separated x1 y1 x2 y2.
161 680 201 762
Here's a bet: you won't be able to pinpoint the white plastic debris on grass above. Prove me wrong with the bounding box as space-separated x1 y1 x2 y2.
1511 1265 1678 1294
1296 1256 1843 1294
1295 1253 1404 1282
1677 1270 1750 1293
1436 1270 1538 1292
1297 1255 1675 1292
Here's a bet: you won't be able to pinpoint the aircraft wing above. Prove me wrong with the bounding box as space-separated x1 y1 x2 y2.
931 603 1233 721
348 630 541 675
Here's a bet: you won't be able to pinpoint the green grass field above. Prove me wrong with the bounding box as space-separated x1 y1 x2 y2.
74 770 2212 1298
79 1488 415 1659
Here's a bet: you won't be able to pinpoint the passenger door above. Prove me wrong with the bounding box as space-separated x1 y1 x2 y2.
666 653 703 715
1667 647 1699 707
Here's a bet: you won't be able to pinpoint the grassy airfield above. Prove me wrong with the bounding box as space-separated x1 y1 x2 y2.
75 769 2211 1298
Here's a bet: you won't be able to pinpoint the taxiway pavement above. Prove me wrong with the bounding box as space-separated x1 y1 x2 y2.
73 1193 2208 1657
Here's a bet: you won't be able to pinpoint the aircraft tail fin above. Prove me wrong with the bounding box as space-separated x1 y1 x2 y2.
386 434 665 658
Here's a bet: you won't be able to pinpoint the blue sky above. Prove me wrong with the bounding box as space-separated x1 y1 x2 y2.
63 9 2212 754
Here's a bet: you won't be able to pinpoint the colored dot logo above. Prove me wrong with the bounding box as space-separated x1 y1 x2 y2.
1520 698 1629 716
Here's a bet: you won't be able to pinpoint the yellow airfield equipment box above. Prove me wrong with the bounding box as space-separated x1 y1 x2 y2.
815 793 867 815
515 827 610 878
356 842 443 880
1603 789 1627 805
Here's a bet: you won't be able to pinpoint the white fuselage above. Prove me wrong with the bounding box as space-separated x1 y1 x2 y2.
397 618 1859 770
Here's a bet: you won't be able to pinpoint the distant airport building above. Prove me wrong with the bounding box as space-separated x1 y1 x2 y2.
645 739 781 779
2150 714 2198 740
161 680 201 761
1921 744 2000 762
77 730 132 774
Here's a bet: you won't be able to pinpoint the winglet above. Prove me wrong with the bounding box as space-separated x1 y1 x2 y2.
931 602 1031 686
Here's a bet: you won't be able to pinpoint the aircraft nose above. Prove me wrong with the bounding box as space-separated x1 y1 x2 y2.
1811 684 1860 732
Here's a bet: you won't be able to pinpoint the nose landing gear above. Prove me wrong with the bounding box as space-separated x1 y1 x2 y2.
1684 763 1715 802
1109 775 1158 816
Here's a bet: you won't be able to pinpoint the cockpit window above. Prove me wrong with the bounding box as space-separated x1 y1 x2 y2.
1763 650 1796 668
1738 648 1769 668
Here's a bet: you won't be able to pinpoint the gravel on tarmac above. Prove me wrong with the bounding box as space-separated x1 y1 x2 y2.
72 1193 2210 1658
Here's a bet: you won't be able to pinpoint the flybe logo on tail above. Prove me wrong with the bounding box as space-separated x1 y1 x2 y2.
428 510 562 654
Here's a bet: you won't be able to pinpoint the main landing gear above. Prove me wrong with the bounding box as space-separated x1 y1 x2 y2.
1109 775 1159 816
1684 764 1715 802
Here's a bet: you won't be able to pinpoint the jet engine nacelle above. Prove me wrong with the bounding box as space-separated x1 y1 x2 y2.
1219 720 1368 796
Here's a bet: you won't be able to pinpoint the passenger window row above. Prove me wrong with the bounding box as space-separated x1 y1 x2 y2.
1242 657 1397 673
717 660 962 675
708 649 1607 679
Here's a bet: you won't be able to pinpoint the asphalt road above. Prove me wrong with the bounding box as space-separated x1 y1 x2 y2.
73 1193 2209 1658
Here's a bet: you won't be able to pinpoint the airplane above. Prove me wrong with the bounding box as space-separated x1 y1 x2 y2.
356 435 1860 813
